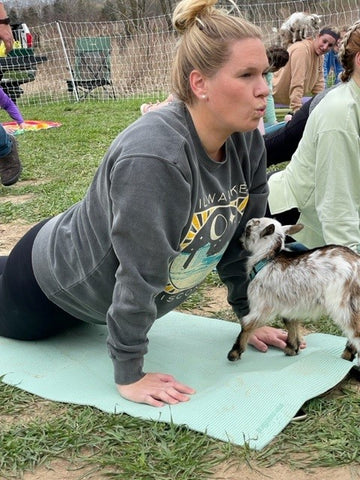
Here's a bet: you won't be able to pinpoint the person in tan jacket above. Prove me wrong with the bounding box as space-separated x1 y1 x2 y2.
273 27 340 112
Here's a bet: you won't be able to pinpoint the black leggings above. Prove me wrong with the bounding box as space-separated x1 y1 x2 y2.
264 97 314 167
265 204 300 226
0 220 81 340
265 170 300 229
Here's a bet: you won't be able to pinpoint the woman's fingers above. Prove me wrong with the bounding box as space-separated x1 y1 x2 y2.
117 372 195 407
249 326 307 352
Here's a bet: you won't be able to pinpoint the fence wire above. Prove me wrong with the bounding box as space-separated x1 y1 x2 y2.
8 0 360 106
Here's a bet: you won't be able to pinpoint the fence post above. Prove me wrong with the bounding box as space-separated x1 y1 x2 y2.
56 21 80 102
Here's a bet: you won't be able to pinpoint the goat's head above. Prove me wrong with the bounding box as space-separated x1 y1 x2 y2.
241 217 304 255
309 14 322 29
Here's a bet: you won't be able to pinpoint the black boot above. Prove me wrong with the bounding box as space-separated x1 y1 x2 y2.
0 135 22 186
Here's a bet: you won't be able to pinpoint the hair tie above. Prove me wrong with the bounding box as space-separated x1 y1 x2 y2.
227 0 242 16
195 16 205 30
320 28 340 42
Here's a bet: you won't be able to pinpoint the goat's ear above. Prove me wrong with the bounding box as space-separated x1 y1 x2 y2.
260 223 275 238
284 223 304 235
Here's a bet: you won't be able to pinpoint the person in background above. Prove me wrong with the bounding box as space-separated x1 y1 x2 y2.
264 83 339 167
0 2 13 54
267 22 360 252
273 26 340 112
140 93 175 115
0 0 299 408
0 2 22 186
263 45 289 130
0 86 26 129
263 96 314 166
323 26 347 87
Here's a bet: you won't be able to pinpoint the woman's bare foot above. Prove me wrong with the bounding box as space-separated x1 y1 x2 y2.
140 94 175 115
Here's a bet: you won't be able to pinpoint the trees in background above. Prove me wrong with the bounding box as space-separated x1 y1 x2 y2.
7 0 180 25
7 0 354 27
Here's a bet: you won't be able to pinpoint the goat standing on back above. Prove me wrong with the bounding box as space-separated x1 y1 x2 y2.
227 217 360 365
279 12 322 48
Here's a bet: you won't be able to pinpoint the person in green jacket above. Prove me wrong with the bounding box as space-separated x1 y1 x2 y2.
268 21 360 253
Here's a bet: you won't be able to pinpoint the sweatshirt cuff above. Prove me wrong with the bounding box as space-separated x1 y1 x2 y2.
111 355 146 385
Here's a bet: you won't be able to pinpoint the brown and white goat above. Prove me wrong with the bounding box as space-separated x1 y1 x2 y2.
227 217 360 364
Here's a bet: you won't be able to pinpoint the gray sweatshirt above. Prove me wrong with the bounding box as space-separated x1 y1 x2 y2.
32 102 268 385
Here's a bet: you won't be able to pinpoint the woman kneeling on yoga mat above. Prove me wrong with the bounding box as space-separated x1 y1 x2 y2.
0 0 303 407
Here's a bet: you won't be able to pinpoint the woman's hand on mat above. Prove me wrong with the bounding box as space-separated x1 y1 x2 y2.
116 373 196 407
249 326 306 352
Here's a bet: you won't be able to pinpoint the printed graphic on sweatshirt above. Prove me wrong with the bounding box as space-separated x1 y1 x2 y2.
164 185 249 296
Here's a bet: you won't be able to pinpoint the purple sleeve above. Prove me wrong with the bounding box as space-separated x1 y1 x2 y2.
0 88 24 124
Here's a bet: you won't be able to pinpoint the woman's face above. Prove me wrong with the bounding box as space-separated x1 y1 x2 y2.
313 33 337 55
202 37 269 134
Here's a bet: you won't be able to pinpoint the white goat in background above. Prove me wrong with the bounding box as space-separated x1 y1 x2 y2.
279 12 322 48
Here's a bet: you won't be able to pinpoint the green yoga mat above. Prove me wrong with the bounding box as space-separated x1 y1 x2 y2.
0 312 355 450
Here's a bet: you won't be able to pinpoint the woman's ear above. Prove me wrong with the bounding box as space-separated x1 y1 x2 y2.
355 51 360 67
189 70 207 100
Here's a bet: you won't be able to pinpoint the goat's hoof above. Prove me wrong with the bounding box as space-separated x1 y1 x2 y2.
284 346 298 356
227 349 241 361
341 350 356 362
341 341 357 362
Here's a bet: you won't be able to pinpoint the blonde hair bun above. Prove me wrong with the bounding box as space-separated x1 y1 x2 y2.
173 0 218 34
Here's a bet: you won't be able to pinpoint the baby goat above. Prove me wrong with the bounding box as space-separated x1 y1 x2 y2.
227 217 360 365
279 12 322 48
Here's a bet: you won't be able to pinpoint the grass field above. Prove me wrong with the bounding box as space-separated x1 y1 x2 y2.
0 100 359 479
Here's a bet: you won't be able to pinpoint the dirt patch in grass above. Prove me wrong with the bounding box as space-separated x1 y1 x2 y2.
21 461 360 480
0 193 34 204
20 455 360 480
213 463 360 480
0 221 36 255
1 399 68 427
187 285 230 317
22 460 103 480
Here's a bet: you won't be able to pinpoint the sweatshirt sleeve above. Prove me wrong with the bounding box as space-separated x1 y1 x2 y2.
264 72 277 126
106 155 191 385
0 88 24 124
314 128 360 253
216 135 268 318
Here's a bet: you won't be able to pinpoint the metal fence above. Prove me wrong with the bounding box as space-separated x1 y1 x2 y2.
8 0 360 106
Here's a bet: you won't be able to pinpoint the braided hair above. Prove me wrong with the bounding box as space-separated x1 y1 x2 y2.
338 21 360 82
